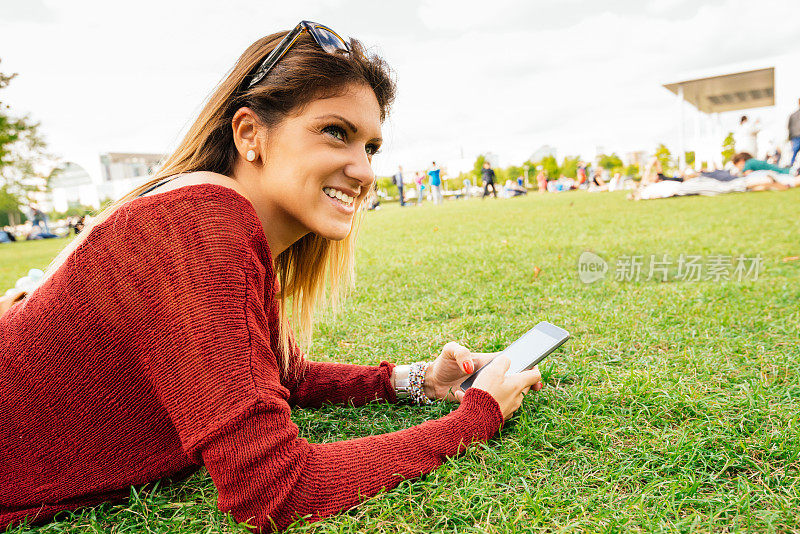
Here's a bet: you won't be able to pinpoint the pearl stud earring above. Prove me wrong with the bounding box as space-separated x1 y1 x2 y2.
246 149 256 162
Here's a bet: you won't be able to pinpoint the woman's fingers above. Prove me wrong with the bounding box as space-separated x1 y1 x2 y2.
513 366 542 391
525 365 542 384
446 343 475 374
487 354 511 376
470 352 496 372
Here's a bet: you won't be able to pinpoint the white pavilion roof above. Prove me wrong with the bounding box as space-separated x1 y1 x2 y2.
663 67 774 114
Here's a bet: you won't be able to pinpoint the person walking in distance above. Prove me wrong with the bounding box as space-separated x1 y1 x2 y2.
393 165 406 207
427 161 442 205
734 115 760 157
788 98 800 168
481 161 498 199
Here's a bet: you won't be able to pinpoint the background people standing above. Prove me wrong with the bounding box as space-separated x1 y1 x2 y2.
481 161 497 199
428 161 442 205
789 98 800 167
393 165 406 207
414 171 425 205
734 115 760 157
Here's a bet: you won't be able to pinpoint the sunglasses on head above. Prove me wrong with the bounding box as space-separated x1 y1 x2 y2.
247 20 350 89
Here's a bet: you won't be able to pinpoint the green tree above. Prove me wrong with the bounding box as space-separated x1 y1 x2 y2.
472 154 487 184
537 155 559 179
623 164 640 178
0 184 19 225
506 165 524 183
560 156 579 178
654 143 674 172
0 58 52 220
684 151 695 167
721 132 735 164
597 153 623 170
375 176 397 198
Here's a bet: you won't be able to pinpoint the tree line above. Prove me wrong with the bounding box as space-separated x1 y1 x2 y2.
0 58 57 226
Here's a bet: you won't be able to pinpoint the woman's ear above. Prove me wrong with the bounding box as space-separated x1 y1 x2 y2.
232 107 262 162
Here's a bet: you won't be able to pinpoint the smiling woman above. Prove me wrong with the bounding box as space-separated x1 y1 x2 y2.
0 21 541 533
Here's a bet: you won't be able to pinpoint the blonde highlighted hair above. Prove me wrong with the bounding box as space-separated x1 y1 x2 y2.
36 30 395 372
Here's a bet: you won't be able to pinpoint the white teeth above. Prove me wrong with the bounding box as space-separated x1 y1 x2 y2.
323 187 354 206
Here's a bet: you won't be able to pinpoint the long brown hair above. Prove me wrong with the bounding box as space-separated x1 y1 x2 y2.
38 30 396 370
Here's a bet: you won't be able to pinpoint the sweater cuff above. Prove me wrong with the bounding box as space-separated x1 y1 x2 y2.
453 387 504 441
379 361 398 404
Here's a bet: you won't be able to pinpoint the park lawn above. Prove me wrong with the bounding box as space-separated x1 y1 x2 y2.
2 188 799 533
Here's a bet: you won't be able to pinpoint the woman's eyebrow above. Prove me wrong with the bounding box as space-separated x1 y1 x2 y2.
316 114 359 133
315 114 382 143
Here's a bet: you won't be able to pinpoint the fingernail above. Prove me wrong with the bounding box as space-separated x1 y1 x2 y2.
463 361 474 373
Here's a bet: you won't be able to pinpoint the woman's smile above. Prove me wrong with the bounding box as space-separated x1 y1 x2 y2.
322 186 358 212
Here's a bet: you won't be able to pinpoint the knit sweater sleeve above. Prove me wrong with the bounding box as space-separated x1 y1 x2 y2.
286 359 398 408
202 388 503 532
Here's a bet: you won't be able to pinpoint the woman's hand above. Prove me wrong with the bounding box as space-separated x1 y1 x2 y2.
424 342 495 402
469 355 542 421
425 343 544 417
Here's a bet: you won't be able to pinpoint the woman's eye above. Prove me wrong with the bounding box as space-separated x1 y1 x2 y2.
323 125 346 142
366 144 381 156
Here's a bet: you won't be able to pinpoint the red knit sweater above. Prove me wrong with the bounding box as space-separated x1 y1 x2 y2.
0 184 504 532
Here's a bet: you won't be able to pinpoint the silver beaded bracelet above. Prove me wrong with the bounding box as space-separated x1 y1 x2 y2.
394 361 435 405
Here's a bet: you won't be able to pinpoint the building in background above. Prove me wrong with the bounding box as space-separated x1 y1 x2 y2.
100 152 165 182
528 145 557 162
98 152 166 202
50 162 99 212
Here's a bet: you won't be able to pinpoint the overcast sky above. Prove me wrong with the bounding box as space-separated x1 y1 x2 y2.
1 0 799 181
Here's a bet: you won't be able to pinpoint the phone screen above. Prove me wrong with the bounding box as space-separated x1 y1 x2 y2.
460 322 569 391
502 327 564 374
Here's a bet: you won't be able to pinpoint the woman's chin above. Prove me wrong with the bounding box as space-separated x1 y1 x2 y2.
315 222 352 241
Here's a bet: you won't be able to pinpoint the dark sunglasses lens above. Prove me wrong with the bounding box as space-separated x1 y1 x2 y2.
312 26 348 54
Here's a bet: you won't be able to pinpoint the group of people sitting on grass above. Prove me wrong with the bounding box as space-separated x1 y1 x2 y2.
628 153 800 200
535 164 636 194
0 216 88 244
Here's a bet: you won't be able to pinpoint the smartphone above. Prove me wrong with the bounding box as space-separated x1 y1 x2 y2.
460 321 570 391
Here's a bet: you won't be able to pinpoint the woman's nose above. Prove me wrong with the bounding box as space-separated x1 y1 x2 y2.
344 149 375 187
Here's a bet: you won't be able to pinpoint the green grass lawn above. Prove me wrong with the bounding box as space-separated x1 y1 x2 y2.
3 189 800 533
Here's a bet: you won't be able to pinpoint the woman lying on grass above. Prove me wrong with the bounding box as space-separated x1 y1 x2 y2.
0 22 542 532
